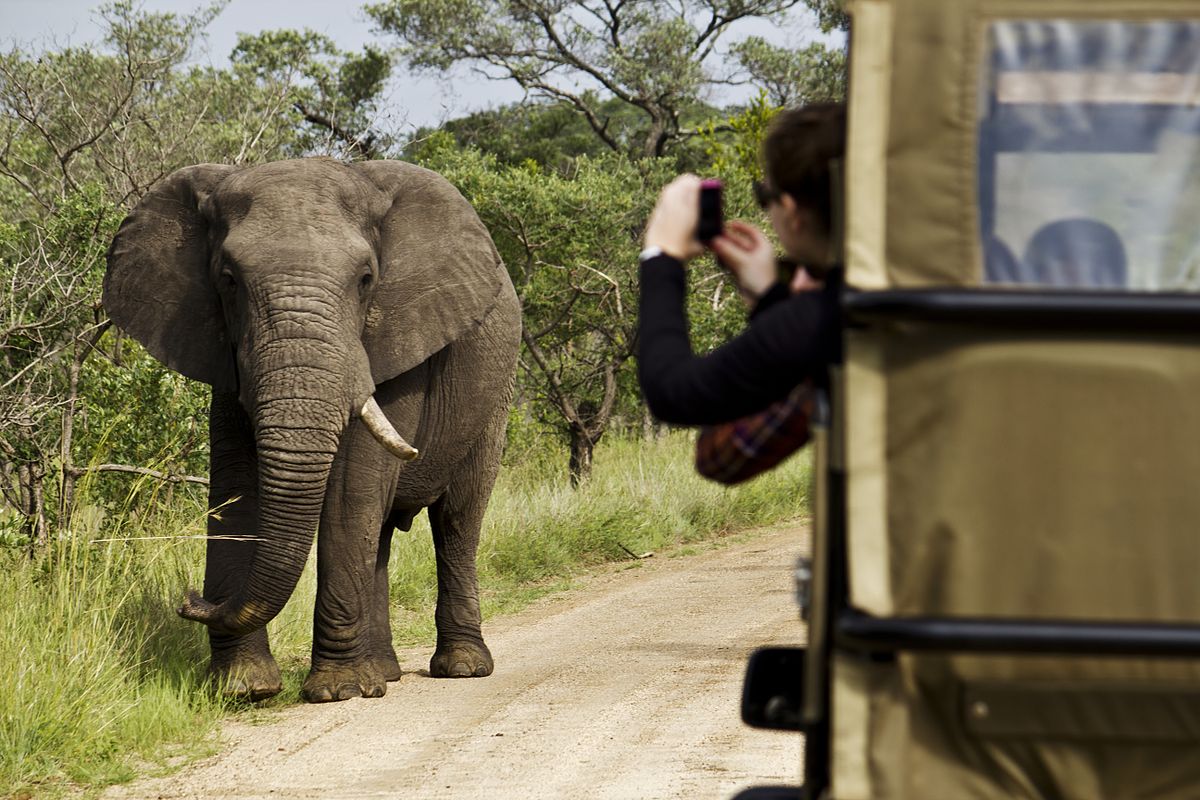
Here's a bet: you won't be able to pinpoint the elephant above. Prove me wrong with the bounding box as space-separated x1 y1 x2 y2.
103 158 521 703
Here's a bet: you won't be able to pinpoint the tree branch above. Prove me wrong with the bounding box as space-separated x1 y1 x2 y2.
521 324 587 434
66 463 209 486
522 82 621 152
294 101 379 160
521 2 640 106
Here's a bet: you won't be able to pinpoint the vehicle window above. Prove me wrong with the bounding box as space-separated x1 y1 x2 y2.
978 20 1200 291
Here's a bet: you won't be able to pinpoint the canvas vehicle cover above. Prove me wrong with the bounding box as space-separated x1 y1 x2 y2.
827 0 1200 797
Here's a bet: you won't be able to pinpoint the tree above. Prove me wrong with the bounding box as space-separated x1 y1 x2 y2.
729 38 845 106
727 0 847 106
700 90 779 179
368 0 807 159
0 194 113 549
231 29 396 159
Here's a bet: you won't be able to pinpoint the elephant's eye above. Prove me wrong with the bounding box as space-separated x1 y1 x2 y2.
220 269 237 291
359 271 375 294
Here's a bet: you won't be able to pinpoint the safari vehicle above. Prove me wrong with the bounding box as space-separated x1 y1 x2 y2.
736 0 1200 798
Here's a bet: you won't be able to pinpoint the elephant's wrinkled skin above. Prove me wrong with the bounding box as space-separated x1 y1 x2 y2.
104 158 521 702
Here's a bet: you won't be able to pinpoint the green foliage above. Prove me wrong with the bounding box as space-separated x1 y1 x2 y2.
702 90 781 180
43 183 126 257
409 94 725 174
730 37 847 107
805 0 851 33
0 183 120 467
77 334 211 508
413 96 642 171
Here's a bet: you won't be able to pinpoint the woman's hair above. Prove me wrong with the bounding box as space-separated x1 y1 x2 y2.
761 102 846 236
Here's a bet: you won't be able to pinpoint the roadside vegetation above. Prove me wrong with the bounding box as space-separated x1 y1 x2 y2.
0 0 842 795
1 433 809 794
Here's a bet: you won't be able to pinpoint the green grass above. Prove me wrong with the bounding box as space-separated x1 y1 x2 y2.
0 433 809 797
0 501 224 797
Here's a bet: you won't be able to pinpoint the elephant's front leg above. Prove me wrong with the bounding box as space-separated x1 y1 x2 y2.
205 391 282 701
302 420 400 703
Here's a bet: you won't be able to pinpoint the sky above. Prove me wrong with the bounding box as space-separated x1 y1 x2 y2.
0 0 830 133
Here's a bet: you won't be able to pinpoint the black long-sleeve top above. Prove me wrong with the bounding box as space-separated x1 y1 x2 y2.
637 253 841 426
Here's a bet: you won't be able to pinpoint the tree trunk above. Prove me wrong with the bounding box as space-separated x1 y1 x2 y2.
643 116 668 159
641 407 670 441
58 324 109 534
19 462 48 557
568 425 594 488
58 342 85 532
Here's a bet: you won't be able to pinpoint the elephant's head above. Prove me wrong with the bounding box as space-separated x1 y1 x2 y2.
104 158 507 636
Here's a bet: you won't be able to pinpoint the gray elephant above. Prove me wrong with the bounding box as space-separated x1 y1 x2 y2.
104 158 521 703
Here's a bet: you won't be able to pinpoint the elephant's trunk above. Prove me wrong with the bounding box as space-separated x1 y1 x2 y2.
180 370 347 635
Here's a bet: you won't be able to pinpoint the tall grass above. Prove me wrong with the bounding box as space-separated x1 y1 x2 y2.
0 433 808 795
0 498 220 794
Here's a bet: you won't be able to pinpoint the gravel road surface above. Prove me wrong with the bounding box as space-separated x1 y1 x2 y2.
108 524 809 799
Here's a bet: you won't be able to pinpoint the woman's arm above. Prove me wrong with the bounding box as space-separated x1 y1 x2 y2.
637 255 839 425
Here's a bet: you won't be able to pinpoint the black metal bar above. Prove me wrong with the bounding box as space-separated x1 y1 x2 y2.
844 289 1200 331
836 611 1200 657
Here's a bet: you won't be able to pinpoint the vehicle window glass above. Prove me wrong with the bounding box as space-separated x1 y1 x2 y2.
978 20 1200 291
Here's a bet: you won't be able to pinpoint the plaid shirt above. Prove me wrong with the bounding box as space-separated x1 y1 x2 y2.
694 382 815 485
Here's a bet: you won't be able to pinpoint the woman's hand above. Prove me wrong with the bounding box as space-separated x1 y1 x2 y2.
644 175 707 262
709 220 778 303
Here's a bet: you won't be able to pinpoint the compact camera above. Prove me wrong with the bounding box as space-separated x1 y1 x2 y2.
696 179 723 242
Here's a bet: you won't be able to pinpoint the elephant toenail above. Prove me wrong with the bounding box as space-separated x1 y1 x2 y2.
305 687 333 703
336 683 363 700
474 665 490 677
449 663 472 677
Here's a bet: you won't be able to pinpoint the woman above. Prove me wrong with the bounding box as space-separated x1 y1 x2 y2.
637 103 845 449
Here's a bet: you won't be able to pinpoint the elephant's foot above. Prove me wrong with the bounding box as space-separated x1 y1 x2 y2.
301 659 388 703
430 641 493 678
208 651 282 702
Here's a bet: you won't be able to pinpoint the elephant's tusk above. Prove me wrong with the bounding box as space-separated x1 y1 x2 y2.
360 396 420 461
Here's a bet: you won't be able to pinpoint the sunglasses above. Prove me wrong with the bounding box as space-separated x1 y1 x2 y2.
752 179 782 210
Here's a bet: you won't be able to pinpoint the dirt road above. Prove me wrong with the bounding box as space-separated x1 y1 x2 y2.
109 525 809 800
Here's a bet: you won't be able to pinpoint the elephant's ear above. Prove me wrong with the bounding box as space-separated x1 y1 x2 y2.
103 164 236 389
355 160 509 384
